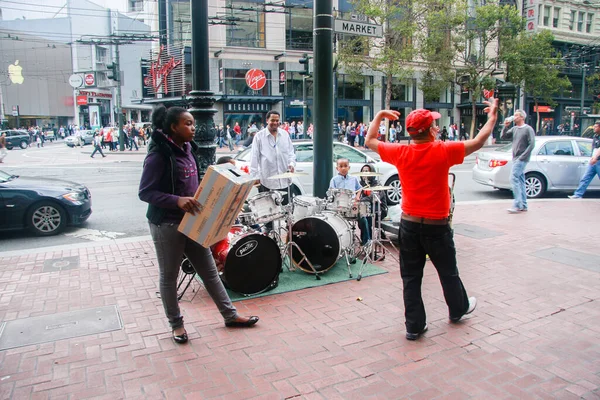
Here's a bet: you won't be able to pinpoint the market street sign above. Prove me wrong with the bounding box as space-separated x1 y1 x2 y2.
334 19 383 38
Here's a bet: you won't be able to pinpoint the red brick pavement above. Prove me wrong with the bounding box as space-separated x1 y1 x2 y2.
1 200 599 399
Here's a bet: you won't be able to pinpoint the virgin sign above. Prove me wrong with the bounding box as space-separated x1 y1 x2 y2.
150 45 182 94
245 69 267 91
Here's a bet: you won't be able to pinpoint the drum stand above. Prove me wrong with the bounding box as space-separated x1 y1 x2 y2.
279 185 321 279
357 192 398 281
177 256 200 301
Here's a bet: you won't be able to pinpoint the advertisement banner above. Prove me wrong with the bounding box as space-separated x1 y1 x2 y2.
88 104 101 130
524 0 538 33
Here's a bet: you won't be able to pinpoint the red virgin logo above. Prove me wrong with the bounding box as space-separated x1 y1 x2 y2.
245 69 266 91
150 45 182 94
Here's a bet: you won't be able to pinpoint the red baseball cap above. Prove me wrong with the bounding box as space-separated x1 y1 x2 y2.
406 109 442 135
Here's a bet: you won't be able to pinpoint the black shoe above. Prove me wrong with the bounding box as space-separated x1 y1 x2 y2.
225 316 259 328
406 324 428 341
172 329 188 344
450 297 477 322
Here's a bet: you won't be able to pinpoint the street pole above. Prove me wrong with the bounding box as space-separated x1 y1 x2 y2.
302 76 308 127
188 0 217 178
312 0 334 198
115 44 125 151
580 65 586 134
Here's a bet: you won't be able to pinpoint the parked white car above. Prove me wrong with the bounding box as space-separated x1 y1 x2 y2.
234 141 402 204
472 136 599 198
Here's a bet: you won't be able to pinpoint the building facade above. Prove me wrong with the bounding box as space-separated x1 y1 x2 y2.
0 0 152 129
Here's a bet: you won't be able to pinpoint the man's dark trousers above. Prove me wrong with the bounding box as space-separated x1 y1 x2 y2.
398 219 469 333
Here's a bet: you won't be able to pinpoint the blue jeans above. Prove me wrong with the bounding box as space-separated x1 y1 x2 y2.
573 162 600 197
510 159 528 210
399 220 470 333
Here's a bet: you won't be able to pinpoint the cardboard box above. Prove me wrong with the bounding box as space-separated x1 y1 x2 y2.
178 164 255 247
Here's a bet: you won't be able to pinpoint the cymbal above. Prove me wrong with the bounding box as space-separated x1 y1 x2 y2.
365 185 393 191
268 171 309 179
351 171 382 177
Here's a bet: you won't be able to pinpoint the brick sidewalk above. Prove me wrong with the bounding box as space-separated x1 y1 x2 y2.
1 200 599 399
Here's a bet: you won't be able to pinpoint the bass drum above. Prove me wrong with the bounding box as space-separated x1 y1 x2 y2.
221 232 282 296
291 212 352 273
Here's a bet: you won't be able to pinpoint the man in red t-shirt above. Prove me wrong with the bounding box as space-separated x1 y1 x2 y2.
365 99 498 340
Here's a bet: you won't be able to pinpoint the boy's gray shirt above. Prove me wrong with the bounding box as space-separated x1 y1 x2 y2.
501 124 536 162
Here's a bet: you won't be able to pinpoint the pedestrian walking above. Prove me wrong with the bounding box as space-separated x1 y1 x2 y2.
569 121 600 199
90 133 106 158
364 98 499 340
226 125 234 151
0 132 7 163
500 110 535 213
139 105 259 344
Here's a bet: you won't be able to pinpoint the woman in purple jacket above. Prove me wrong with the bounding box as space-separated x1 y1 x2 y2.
139 105 259 344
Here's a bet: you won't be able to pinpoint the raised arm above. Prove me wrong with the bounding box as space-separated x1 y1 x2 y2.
365 110 401 153
463 99 498 157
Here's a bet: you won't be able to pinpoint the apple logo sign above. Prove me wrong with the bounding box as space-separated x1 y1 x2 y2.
8 60 24 84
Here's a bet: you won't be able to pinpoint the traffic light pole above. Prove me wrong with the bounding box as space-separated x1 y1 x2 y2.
114 44 125 151
302 76 308 127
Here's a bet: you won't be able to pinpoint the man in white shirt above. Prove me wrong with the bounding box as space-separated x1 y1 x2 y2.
250 110 297 214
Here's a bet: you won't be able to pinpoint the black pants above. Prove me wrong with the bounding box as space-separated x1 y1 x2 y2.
90 144 105 158
398 219 469 333
258 184 290 230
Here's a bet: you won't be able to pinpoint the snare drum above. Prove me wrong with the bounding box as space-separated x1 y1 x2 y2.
212 228 282 296
247 191 285 224
344 201 371 219
291 211 352 273
326 188 355 213
293 195 323 220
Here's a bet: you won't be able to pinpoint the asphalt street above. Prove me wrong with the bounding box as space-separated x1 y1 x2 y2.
0 140 597 251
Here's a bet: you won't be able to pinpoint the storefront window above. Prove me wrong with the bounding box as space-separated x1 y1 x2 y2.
382 77 414 102
286 4 312 50
338 75 366 100
226 0 266 48
286 72 313 98
224 69 271 96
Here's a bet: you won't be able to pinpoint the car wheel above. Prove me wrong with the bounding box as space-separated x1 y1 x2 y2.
525 173 546 198
6 145 13 150
27 201 67 236
385 175 401 205
20 141 28 149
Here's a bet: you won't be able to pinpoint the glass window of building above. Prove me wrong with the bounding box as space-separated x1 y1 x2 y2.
224 69 271 95
543 6 551 26
339 75 365 100
578 11 585 32
553 7 560 28
226 0 266 48
570 10 576 30
382 78 414 102
286 72 313 98
586 13 593 33
286 3 313 50
171 0 191 44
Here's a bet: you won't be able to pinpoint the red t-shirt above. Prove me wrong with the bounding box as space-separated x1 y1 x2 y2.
378 141 465 219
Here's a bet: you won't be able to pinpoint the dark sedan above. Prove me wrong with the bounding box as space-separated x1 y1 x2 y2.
0 170 92 236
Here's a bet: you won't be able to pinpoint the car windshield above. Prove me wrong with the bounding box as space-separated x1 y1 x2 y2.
235 148 252 162
0 170 17 183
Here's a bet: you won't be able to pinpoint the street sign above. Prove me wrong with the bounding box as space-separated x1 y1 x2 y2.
12 105 19 116
565 106 591 113
84 73 96 87
290 100 305 106
334 19 383 38
68 74 84 88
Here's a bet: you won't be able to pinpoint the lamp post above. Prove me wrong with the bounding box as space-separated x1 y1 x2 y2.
188 0 217 179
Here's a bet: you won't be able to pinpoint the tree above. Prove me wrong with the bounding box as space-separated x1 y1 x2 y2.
337 0 423 128
501 30 571 133
422 1 524 138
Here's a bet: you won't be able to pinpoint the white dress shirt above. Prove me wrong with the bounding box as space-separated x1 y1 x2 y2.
250 128 297 190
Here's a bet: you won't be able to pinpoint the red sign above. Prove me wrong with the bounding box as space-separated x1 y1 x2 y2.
76 95 88 105
84 73 95 86
534 106 554 113
149 45 182 94
79 90 112 98
245 69 267 90
482 89 494 99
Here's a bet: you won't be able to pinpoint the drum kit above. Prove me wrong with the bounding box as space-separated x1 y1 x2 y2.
177 169 397 299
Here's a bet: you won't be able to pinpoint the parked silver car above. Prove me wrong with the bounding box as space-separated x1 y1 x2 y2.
65 130 95 147
473 136 599 198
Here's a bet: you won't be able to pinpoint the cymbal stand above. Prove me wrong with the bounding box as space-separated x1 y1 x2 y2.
279 182 321 279
357 191 398 281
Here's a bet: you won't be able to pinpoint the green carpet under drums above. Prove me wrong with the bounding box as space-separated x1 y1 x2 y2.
222 259 388 302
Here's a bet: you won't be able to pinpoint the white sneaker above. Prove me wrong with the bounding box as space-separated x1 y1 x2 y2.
568 195 582 199
450 297 477 322
507 208 520 214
